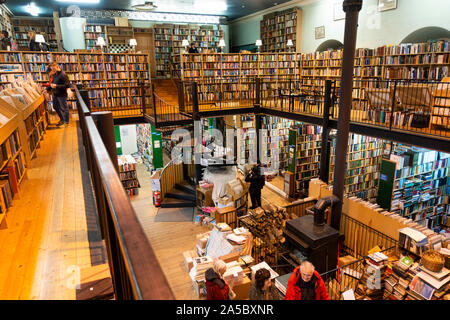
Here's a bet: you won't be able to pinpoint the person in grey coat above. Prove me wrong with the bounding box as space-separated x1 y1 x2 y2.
249 268 280 300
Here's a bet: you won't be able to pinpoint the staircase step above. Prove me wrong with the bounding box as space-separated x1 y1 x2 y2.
160 197 196 208
175 182 196 195
166 189 196 202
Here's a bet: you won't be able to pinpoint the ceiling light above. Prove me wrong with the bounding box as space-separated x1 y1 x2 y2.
132 1 158 11
55 0 100 3
25 2 40 16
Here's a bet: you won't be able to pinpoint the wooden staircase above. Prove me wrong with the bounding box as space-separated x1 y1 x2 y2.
153 79 179 107
160 180 196 209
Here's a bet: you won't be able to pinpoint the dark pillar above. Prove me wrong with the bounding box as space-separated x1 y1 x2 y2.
319 80 333 183
255 114 262 164
192 82 202 185
152 83 158 126
91 111 119 174
331 0 362 231
140 81 146 116
79 89 91 112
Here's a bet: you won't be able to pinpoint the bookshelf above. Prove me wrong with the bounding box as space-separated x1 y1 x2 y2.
0 50 152 112
329 132 383 202
84 24 107 50
12 17 57 51
261 115 292 171
154 24 223 78
136 124 153 172
0 5 13 45
118 154 140 196
430 79 450 129
289 124 322 195
386 145 450 230
236 115 255 170
105 26 134 46
260 7 302 53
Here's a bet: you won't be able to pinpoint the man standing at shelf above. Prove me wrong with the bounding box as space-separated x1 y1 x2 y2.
188 42 199 53
0 31 11 50
46 62 71 127
245 161 265 209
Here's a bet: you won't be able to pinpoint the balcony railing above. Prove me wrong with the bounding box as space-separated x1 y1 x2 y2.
75 86 174 300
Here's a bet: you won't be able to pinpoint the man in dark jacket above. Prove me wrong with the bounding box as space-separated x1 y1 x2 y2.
245 162 265 209
285 261 329 300
0 31 11 50
46 62 71 127
205 260 230 300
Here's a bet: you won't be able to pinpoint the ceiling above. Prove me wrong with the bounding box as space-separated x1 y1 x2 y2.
6 0 295 21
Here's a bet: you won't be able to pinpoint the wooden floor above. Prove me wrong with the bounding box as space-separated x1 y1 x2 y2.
0 113 106 300
130 162 291 299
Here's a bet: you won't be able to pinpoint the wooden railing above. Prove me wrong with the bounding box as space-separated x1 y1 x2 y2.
283 198 317 218
75 86 174 300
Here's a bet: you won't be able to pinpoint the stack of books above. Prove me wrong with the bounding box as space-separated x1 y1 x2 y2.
366 252 389 270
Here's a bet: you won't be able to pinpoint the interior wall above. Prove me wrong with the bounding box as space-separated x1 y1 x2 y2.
119 125 138 155
230 0 450 53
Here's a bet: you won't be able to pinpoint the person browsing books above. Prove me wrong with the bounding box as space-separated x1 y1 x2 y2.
284 261 329 300
46 62 71 127
188 42 199 53
245 161 265 209
0 31 11 50
205 259 231 300
249 268 280 300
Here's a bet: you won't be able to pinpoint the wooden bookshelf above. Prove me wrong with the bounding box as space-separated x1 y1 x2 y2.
12 17 57 51
84 24 107 50
0 50 152 112
0 5 14 45
154 24 223 78
105 26 134 46
118 154 140 197
261 115 292 171
260 7 302 53
430 78 450 129
386 145 450 230
329 132 383 202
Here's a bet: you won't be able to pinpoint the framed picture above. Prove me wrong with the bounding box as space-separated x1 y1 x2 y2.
315 26 325 40
333 2 345 21
378 0 397 12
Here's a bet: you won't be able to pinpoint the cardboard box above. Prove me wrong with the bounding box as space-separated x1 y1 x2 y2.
231 275 251 300
182 250 198 272
216 206 237 229
339 255 358 267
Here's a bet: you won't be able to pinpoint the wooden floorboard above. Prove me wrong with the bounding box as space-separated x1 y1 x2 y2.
130 161 291 299
0 113 103 300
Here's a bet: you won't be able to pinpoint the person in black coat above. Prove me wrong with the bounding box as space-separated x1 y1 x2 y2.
46 62 71 127
245 162 265 209
188 42 199 53
0 31 11 50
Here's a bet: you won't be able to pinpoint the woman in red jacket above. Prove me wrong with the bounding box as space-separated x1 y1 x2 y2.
285 261 329 300
205 259 230 300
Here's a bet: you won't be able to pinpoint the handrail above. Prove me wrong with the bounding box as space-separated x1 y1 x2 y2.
75 86 174 300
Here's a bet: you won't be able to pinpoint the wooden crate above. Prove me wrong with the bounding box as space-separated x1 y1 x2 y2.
215 206 237 229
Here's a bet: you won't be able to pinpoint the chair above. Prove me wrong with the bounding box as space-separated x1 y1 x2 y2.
364 88 394 125
395 85 432 129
